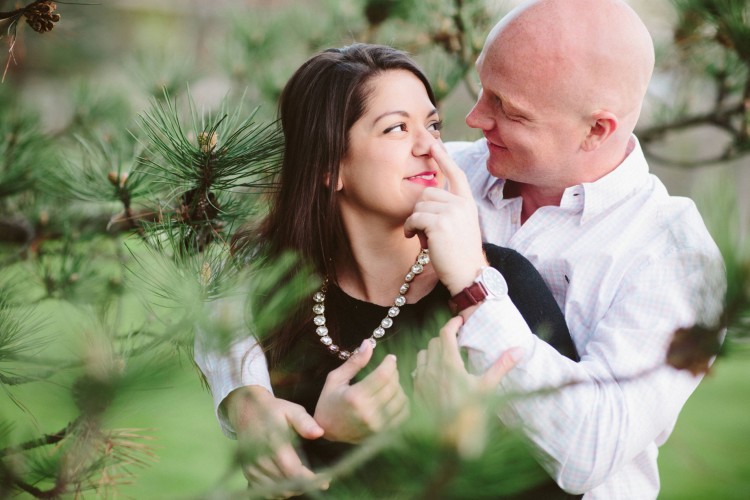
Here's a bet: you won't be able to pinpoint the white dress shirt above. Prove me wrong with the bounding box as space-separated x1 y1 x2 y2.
195 136 724 499
448 137 725 499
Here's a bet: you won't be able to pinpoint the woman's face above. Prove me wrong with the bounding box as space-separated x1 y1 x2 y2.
337 70 444 226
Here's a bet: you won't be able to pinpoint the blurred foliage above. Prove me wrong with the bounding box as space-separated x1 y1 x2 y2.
0 0 748 497
638 0 750 165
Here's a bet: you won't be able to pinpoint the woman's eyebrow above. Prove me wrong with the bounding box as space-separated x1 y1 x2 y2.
372 108 438 126
372 110 409 126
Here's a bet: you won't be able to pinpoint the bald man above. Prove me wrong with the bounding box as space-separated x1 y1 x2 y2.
197 1 724 498
438 0 725 498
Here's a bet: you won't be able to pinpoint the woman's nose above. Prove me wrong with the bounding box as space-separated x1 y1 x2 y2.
413 127 439 157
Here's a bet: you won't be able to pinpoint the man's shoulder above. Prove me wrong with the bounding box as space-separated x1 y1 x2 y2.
591 176 723 278
652 190 721 256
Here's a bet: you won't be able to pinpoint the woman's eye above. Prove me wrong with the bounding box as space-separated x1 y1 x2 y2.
384 123 407 133
428 120 443 132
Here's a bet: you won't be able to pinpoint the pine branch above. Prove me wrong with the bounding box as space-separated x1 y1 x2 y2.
654 0 750 166
0 1 60 31
0 5 29 20
7 475 66 499
0 111 49 199
135 89 282 254
638 102 745 143
1 1 64 81
0 421 78 458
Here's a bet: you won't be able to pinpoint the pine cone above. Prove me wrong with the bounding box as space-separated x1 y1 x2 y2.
24 1 61 34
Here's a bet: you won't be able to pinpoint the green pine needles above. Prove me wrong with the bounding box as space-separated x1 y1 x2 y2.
136 89 283 254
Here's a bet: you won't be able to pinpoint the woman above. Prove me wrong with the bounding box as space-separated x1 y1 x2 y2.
202 43 578 497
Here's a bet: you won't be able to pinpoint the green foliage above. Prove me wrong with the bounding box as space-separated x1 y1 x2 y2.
0 282 47 385
638 0 750 164
133 90 283 254
0 91 51 200
244 251 318 341
137 90 282 193
51 134 153 209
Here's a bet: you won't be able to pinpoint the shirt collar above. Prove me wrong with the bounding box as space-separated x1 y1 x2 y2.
479 135 650 219
561 135 650 224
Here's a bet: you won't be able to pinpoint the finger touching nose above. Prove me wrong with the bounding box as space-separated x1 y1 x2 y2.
413 127 440 156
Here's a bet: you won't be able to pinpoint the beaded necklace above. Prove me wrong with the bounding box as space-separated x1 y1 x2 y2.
312 249 430 360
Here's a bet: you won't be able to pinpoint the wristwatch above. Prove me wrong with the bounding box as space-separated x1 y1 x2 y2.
448 266 507 314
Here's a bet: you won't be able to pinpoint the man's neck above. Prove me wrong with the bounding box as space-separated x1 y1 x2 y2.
505 181 564 224
506 135 637 224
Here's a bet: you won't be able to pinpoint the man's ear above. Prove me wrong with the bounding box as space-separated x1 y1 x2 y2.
581 110 618 152
324 173 343 191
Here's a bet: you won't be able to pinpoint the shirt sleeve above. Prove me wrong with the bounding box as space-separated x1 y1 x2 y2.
194 295 274 439
457 246 724 494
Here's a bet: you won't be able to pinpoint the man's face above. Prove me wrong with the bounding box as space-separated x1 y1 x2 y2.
465 43 588 190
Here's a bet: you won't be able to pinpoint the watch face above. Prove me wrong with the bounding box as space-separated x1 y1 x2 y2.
481 267 507 297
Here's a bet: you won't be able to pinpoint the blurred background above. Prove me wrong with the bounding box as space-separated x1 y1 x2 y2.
1 0 748 498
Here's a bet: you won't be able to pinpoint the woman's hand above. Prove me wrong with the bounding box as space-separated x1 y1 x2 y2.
225 385 329 498
413 316 523 458
404 143 487 297
314 339 409 444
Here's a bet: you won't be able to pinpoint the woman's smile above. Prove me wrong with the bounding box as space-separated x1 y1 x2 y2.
405 171 439 187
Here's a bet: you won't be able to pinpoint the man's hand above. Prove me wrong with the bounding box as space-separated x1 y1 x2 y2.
404 142 487 296
413 316 523 458
225 385 328 498
314 339 409 443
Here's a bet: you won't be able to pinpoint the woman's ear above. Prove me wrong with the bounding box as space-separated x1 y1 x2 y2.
581 110 618 152
324 173 343 191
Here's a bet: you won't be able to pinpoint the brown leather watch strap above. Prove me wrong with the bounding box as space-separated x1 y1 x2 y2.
448 281 489 315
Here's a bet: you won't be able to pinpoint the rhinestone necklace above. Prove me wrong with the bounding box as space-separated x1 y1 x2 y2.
312 249 430 360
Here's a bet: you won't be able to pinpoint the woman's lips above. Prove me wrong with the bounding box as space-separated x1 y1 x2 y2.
406 171 438 186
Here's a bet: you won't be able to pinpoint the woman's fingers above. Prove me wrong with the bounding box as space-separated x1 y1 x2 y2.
352 354 408 430
379 385 409 425
315 349 407 442
325 338 374 386
438 315 465 368
430 142 473 199
356 353 398 394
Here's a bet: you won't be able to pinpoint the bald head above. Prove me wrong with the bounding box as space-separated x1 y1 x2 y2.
483 0 654 134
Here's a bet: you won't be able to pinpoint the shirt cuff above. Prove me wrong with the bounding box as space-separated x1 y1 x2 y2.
195 337 273 439
457 294 536 375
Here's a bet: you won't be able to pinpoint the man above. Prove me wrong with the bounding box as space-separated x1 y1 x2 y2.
408 0 724 497
196 0 725 498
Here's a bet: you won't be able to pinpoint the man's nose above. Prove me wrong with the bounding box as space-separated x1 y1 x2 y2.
466 95 493 131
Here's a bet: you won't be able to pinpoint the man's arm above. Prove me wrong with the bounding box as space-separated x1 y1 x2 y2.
194 300 329 497
458 248 724 494
193 296 274 438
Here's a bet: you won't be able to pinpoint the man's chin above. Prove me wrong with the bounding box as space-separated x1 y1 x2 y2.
485 159 507 180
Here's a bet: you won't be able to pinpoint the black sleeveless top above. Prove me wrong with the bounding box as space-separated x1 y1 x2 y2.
270 244 580 499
